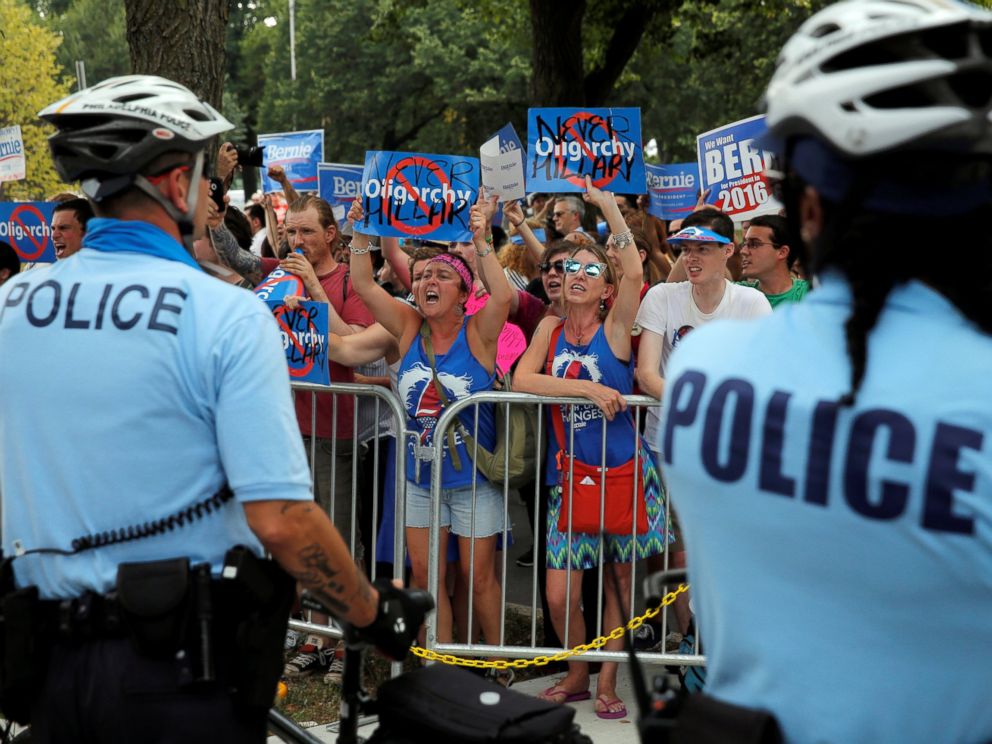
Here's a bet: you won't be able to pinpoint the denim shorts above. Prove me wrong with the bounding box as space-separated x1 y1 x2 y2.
405 479 505 538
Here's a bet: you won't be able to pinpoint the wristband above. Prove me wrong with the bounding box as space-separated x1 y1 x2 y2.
475 245 493 258
350 244 372 255
611 229 634 250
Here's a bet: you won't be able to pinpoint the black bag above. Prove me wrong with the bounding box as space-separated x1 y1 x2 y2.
669 693 782 744
369 665 582 744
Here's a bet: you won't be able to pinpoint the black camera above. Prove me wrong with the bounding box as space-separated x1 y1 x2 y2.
235 144 265 168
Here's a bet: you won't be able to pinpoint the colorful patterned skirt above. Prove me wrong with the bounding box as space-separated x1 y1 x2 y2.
546 445 671 570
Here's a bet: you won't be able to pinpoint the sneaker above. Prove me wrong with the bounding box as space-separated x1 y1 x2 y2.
485 667 515 688
633 620 661 651
283 635 331 678
284 629 301 651
323 654 345 685
515 548 534 568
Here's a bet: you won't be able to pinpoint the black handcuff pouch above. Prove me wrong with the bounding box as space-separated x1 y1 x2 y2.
116 557 192 660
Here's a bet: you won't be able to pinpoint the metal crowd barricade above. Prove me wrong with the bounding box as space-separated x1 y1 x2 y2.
286 381 408 647
425 391 705 669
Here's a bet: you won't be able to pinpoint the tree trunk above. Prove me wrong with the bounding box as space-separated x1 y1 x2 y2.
584 2 667 105
529 0 587 106
124 0 229 110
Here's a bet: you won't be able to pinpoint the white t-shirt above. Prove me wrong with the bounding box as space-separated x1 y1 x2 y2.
250 228 266 256
635 280 771 447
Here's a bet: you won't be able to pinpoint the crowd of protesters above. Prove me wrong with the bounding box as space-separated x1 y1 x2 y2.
11 138 805 719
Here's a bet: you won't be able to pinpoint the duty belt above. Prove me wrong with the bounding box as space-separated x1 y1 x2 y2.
38 591 128 641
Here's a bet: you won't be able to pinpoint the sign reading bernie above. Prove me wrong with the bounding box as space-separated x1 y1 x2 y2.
0 126 25 182
696 115 780 221
318 163 363 221
258 129 324 194
359 150 479 242
526 108 644 193
644 163 700 221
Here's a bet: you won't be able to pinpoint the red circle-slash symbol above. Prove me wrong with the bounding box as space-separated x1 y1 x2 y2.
273 305 319 378
383 157 452 237
556 112 626 190
9 204 51 261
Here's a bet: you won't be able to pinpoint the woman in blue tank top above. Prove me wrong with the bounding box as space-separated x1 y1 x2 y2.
515 177 668 719
347 194 511 652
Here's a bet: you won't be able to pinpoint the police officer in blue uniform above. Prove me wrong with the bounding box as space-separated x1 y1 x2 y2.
659 2 992 742
0 76 425 743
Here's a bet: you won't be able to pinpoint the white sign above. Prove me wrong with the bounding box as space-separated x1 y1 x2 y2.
0 126 26 183
480 123 526 201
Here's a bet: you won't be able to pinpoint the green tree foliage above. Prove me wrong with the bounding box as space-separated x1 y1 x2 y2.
0 0 72 199
247 0 532 162
242 0 824 165
615 0 830 163
28 0 835 176
45 0 128 88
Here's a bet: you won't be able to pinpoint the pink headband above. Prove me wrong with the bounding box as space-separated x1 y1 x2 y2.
428 253 473 290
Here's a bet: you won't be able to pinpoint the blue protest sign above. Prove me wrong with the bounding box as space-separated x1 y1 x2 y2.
496 123 523 153
509 227 545 245
526 107 644 193
645 163 700 221
318 162 363 221
268 299 330 385
696 115 780 222
0 202 56 263
359 150 479 242
258 129 324 193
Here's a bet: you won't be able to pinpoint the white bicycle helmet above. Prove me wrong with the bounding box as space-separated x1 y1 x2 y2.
40 75 232 186
762 0 992 157
39 76 233 252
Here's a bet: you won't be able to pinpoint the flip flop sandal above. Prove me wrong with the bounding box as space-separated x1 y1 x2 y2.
595 695 628 720
537 681 592 704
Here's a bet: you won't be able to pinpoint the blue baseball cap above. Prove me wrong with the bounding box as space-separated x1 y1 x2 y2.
667 226 732 245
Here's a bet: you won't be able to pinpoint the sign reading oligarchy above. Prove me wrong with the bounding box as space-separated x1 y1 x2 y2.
0 202 56 263
526 107 645 193
358 150 479 242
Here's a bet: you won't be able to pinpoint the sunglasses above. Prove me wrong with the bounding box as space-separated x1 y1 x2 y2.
563 258 607 278
539 259 566 274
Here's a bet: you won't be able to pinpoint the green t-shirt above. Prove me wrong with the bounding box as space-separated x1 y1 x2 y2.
736 278 810 308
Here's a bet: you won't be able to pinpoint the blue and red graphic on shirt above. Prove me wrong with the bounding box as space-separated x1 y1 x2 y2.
672 324 695 349
413 380 442 444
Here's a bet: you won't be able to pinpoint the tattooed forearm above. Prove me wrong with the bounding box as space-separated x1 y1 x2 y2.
287 542 372 618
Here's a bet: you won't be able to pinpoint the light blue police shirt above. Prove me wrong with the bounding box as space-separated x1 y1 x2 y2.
0 219 312 599
660 273 992 744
